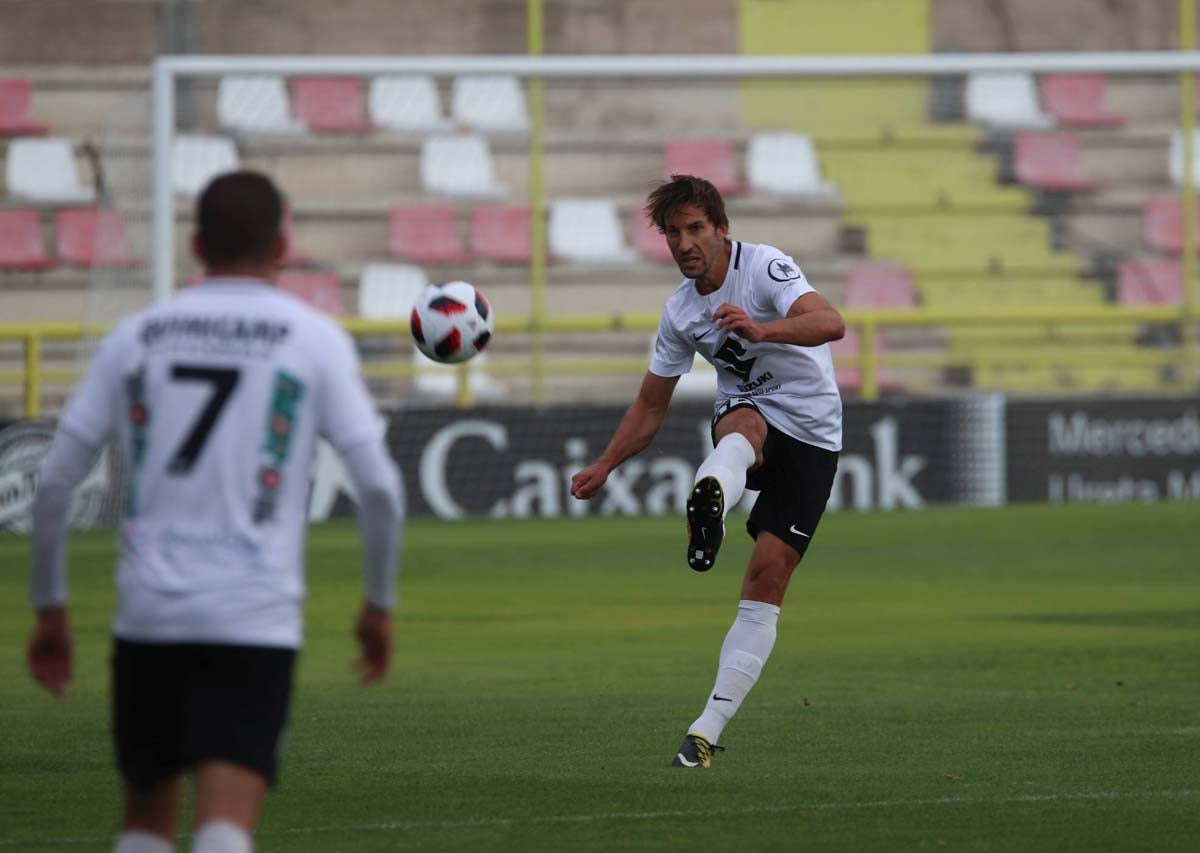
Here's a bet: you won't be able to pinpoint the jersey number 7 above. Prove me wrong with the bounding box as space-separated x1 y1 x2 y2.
167 364 241 475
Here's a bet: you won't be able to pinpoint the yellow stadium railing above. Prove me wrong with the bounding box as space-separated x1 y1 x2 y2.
2 306 1194 418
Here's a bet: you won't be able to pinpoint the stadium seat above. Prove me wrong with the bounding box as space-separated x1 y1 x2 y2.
1037 74 1124 128
357 263 429 318
171 134 239 197
277 270 343 315
631 208 675 264
829 329 904 395
548 199 636 264
54 208 138 267
291 76 371 133
663 138 745 196
1168 128 1200 187
1117 259 1183 305
844 262 916 309
367 75 447 132
746 132 835 196
388 204 471 264
0 77 47 135
5 137 95 203
450 75 529 133
1013 132 1098 191
470 204 533 264
965 72 1055 129
217 75 304 134
420 134 504 197
0 209 55 269
1142 194 1199 253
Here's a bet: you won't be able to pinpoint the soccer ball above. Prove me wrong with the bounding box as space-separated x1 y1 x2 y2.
410 281 495 364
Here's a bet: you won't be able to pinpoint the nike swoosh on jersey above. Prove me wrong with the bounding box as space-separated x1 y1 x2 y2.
692 328 713 342
789 525 811 538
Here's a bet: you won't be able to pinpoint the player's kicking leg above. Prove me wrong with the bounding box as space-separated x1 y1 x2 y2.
686 401 764 572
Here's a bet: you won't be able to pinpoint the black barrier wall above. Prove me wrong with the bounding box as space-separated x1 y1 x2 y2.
2 396 1196 529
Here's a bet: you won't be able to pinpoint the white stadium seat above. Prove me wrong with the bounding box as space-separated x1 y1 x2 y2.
746 132 835 196
171 134 240 197
5 137 95 203
419 134 505 197
547 198 636 264
965 72 1055 129
1168 128 1200 187
217 75 305 134
357 263 429 319
450 75 529 133
368 75 448 132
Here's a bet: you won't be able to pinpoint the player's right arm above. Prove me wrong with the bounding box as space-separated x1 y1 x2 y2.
570 370 679 500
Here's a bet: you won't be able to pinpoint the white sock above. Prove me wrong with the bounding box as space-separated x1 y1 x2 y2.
191 821 252 853
113 831 174 853
694 433 756 518
688 600 780 745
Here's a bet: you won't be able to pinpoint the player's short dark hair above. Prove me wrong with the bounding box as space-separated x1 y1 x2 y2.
643 174 729 232
196 171 285 267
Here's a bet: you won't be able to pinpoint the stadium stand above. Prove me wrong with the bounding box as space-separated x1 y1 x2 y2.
420 133 505 197
54 208 138 267
388 204 472 264
1013 132 1098 191
548 199 636 263
357 262 429 319
0 209 55 269
830 330 905 395
1142 194 1198 254
844 262 917 309
1037 74 1124 128
291 76 371 133
663 138 744 196
0 77 47 135
746 132 834 196
217 75 304 134
1168 128 1200 187
965 72 1055 129
277 269 344 315
1117 258 1183 305
5 137 95 203
470 204 533 264
170 134 239 196
367 75 447 132
630 209 674 264
450 75 529 133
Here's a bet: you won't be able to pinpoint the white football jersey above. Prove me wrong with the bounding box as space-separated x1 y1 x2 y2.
56 277 384 647
649 240 843 451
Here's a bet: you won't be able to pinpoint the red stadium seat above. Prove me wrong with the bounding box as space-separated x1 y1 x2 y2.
844 262 916 309
0 77 47 135
1037 75 1124 128
664 138 745 196
830 329 904 395
1142 194 1200 254
630 209 675 263
470 204 532 264
54 208 138 267
0 209 55 269
277 270 344 315
388 204 471 264
1013 132 1098 191
291 77 371 133
1117 259 1183 305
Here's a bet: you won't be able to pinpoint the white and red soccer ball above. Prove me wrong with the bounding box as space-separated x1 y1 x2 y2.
409 281 494 364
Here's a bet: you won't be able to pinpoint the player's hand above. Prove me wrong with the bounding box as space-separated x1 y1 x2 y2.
570 463 609 500
27 607 72 698
354 602 392 686
713 303 765 342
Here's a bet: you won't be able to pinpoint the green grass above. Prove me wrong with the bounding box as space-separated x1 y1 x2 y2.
2 503 1198 851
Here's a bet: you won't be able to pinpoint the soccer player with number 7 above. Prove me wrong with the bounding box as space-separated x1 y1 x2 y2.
571 174 844 768
26 172 405 853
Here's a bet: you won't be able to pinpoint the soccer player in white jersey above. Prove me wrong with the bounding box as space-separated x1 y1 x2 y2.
25 171 405 853
571 174 844 768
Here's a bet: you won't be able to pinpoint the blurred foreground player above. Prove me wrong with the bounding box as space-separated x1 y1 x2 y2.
571 175 843 767
26 171 405 852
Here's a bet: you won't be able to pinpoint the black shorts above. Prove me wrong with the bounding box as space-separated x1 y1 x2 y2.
112 639 296 791
712 398 839 556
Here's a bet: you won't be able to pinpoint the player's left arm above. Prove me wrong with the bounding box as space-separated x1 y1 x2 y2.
712 292 845 346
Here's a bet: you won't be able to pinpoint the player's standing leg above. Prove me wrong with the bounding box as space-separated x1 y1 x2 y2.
685 404 764 571
114 777 183 852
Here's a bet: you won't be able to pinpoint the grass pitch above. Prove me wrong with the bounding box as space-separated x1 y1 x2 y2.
1 502 1198 851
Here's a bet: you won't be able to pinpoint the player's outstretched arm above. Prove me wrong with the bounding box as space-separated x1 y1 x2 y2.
571 371 679 500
